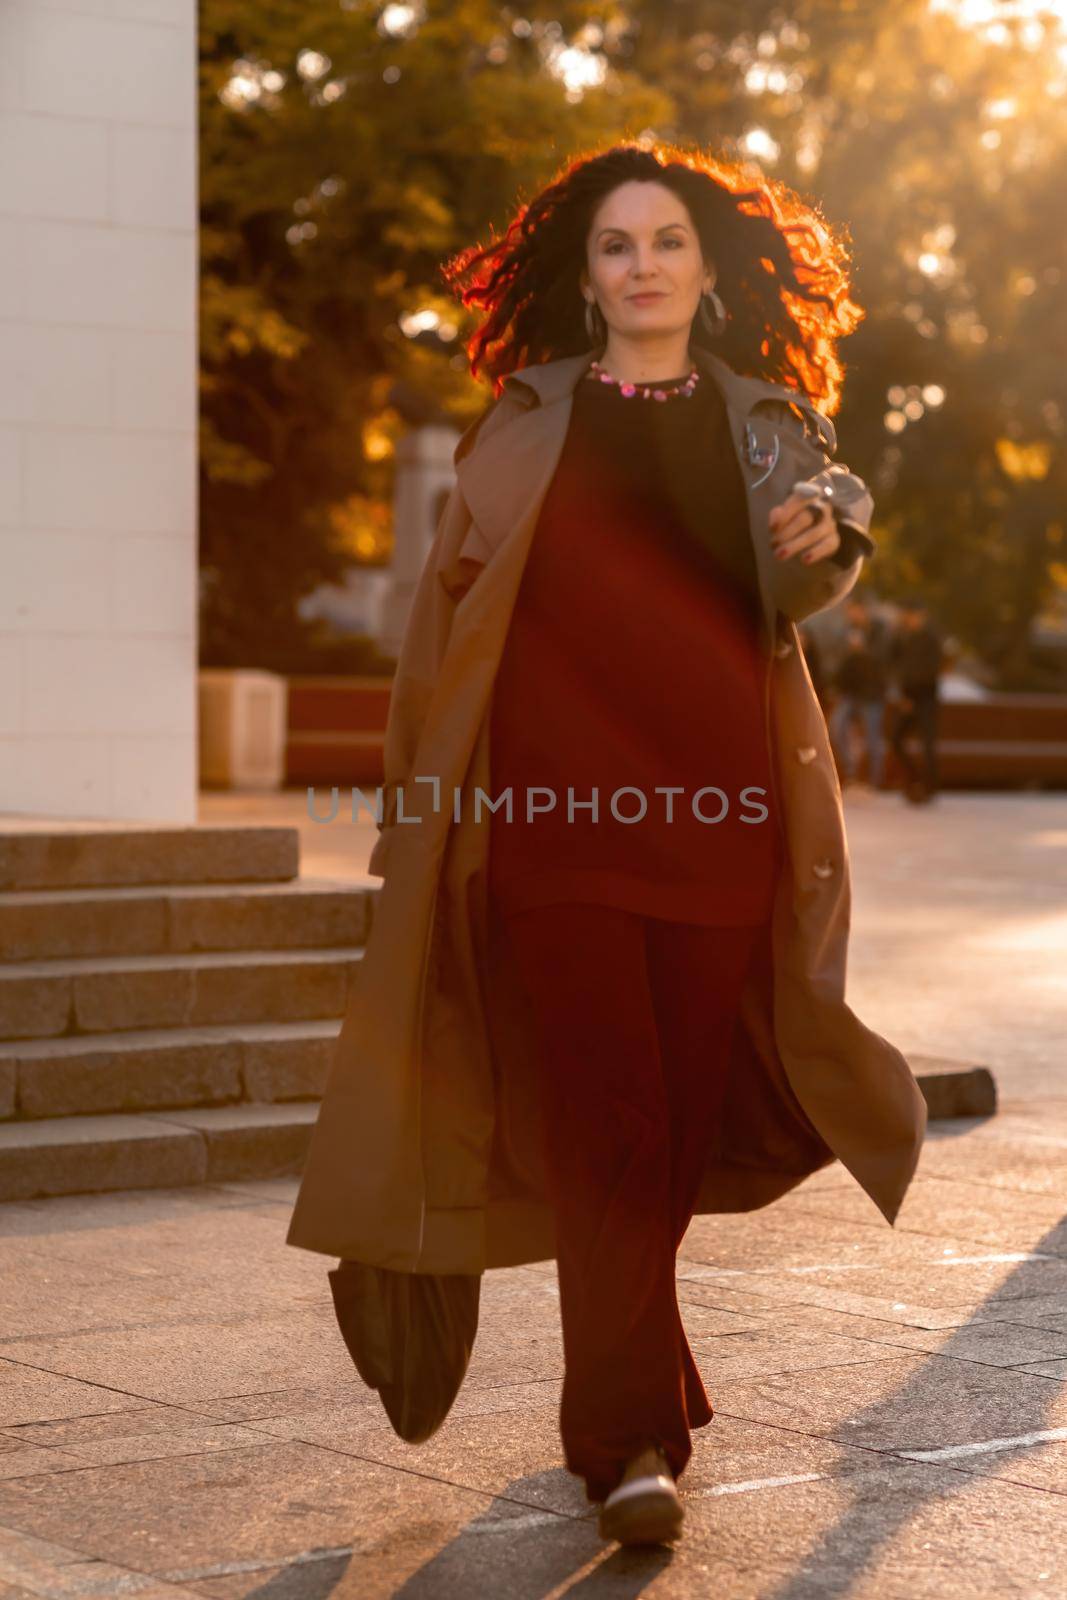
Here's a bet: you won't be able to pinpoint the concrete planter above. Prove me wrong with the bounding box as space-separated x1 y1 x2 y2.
199 669 288 790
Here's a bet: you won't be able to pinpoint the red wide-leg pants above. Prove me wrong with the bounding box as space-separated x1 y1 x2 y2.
500 900 761 1503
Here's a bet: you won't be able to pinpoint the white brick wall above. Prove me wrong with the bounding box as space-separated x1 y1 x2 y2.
0 0 196 821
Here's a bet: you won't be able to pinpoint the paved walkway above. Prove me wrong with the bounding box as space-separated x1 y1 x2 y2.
2 790 1067 1597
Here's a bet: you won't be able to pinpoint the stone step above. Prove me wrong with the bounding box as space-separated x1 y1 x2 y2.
0 1056 999 1204
0 876 375 961
0 825 301 892
0 1018 341 1121
0 1103 319 1201
0 945 364 1042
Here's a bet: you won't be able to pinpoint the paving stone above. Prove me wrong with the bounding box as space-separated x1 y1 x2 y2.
318 1405 590 1517
752 1300 1067 1355
1014 1358 1067 1380
175 1501 594 1600
197 1384 376 1425
999 1305 1067 1333
678 1249 1067 1318
206 1178 299 1205
0 1361 140 1430
0 1524 210 1599
856 1320 1067 1370
686 1279 948 1327
911 1132 1067 1197
0 1270 248 1345
0 1183 260 1239
935 1293 1067 1329
0 1444 84 1479
162 1456 1067 1599
287 1403 884 1520
756 1301 1067 1367
678 1458 1067 1600
903 1428 1067 1496
682 1411 885 1494
713 1348 1067 1454
675 1278 798 1320
786 1176 1067 1256
677 1300 771 1339
0 1311 358 1410
1 1406 212 1451
680 1207 892 1270
689 1329 895 1383
0 1441 559 1581
0 1229 325 1343
250 1379 564 1453
58 1422 286 1470
0 1187 302 1264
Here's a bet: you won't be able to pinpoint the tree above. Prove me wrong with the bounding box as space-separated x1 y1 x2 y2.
623 0 1067 685
200 0 1067 686
198 0 666 667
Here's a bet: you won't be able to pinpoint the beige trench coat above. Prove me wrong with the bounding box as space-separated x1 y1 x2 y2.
286 345 927 1273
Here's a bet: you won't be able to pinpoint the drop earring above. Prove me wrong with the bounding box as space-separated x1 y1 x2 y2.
698 288 727 338
584 297 607 347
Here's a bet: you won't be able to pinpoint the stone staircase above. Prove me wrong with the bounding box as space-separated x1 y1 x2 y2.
0 825 376 1202
0 823 999 1205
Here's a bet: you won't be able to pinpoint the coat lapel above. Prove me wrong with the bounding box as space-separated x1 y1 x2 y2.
452 352 590 565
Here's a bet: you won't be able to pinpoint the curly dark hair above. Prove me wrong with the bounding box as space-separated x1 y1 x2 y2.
441 141 865 416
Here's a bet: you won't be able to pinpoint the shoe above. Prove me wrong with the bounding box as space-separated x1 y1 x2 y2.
597 1446 684 1546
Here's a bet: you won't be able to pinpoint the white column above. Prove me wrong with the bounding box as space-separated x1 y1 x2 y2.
378 424 460 659
0 0 197 821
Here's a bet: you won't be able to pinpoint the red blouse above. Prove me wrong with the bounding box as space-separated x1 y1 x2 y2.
486 367 783 927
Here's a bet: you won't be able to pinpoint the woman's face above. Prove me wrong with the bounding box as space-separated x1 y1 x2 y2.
581 180 713 344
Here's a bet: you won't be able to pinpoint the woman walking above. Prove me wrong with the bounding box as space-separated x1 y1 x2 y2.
287 143 927 1548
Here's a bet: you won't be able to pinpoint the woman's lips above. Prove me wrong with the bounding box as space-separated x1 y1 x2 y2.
627 293 667 303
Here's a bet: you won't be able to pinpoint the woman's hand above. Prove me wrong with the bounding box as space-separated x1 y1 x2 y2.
769 484 841 565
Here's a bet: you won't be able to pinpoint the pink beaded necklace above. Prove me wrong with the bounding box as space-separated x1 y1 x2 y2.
586 357 700 401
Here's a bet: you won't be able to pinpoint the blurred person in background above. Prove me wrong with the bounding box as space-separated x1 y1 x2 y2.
829 597 889 790
889 596 945 803
798 620 829 711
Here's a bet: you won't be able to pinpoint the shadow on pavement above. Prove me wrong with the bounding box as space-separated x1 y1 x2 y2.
758 1211 1067 1599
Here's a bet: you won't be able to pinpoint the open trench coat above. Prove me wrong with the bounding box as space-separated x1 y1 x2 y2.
286 345 927 1273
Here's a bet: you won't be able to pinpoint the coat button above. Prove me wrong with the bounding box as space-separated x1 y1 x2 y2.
813 858 835 879
796 745 817 764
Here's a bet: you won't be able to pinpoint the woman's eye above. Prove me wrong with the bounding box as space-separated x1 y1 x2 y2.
603 237 683 253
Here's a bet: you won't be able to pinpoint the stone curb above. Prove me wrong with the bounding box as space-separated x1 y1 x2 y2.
911 1054 998 1119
